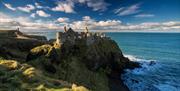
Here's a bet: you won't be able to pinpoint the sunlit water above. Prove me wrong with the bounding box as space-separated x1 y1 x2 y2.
25 31 180 91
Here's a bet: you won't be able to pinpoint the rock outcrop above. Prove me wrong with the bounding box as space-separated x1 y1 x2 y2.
0 28 140 91
25 28 140 91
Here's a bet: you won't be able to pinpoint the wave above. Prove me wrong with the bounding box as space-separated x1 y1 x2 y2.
154 84 179 91
124 54 161 75
122 54 179 91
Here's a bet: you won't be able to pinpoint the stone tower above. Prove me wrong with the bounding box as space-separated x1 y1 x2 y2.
84 26 89 33
56 32 61 44
64 26 67 32
17 27 20 31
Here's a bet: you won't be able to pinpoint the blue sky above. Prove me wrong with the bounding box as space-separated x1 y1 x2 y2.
0 0 180 32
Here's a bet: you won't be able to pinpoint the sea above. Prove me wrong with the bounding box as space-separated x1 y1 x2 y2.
24 31 180 91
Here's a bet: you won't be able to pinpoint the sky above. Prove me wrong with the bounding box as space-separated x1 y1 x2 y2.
0 0 180 32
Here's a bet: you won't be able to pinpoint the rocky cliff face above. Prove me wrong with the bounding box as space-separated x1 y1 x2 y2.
26 34 140 91
0 30 140 91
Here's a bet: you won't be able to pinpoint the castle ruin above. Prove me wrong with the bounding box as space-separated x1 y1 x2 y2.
56 27 106 46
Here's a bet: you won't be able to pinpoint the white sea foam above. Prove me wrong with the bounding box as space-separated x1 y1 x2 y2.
124 54 139 61
154 84 179 91
124 54 161 75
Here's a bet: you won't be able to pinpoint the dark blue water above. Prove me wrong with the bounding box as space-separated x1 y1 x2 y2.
25 31 180 91
107 32 180 91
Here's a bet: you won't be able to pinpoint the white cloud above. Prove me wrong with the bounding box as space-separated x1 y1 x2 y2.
85 0 109 11
57 17 69 22
70 16 122 29
36 10 51 17
134 14 155 18
78 0 86 3
3 3 35 13
0 12 11 19
0 12 180 32
51 0 109 13
30 13 36 18
52 1 75 13
17 4 35 13
95 20 122 27
70 16 180 31
114 7 124 14
115 3 141 16
35 2 50 9
0 12 63 30
3 3 16 11
162 21 180 26
83 16 91 21
76 0 109 11
35 2 43 9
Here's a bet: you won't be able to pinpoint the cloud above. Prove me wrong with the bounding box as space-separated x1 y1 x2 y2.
35 2 43 9
0 12 180 32
83 16 91 21
0 12 62 30
76 0 109 11
116 21 180 31
70 16 180 31
114 7 124 14
3 3 35 13
114 3 141 16
85 0 109 11
52 1 75 13
162 21 180 26
36 10 51 17
51 0 109 13
95 20 122 27
57 17 69 22
134 14 155 18
17 4 35 13
35 2 50 9
30 13 36 18
3 3 16 11
70 16 122 29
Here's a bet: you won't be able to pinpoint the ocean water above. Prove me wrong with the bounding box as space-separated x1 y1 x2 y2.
25 31 180 91
107 32 180 91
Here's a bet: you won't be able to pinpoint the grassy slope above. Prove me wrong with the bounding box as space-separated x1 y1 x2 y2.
27 44 109 91
0 58 89 91
0 44 109 91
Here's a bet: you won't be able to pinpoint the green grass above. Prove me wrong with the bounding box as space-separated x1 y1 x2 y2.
27 44 110 91
0 37 124 91
0 59 89 91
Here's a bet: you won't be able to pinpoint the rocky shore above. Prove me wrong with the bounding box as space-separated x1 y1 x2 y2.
0 29 140 91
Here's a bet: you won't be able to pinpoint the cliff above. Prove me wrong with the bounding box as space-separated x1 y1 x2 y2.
0 29 140 91
0 29 47 40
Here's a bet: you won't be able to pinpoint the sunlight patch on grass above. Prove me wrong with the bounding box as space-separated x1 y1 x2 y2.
23 67 35 78
0 60 19 70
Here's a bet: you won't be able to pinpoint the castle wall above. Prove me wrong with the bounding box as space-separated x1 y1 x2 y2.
55 28 106 46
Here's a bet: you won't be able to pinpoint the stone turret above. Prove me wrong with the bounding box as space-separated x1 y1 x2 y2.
55 27 79 45
64 26 67 32
56 32 60 44
84 26 89 33
17 28 20 31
